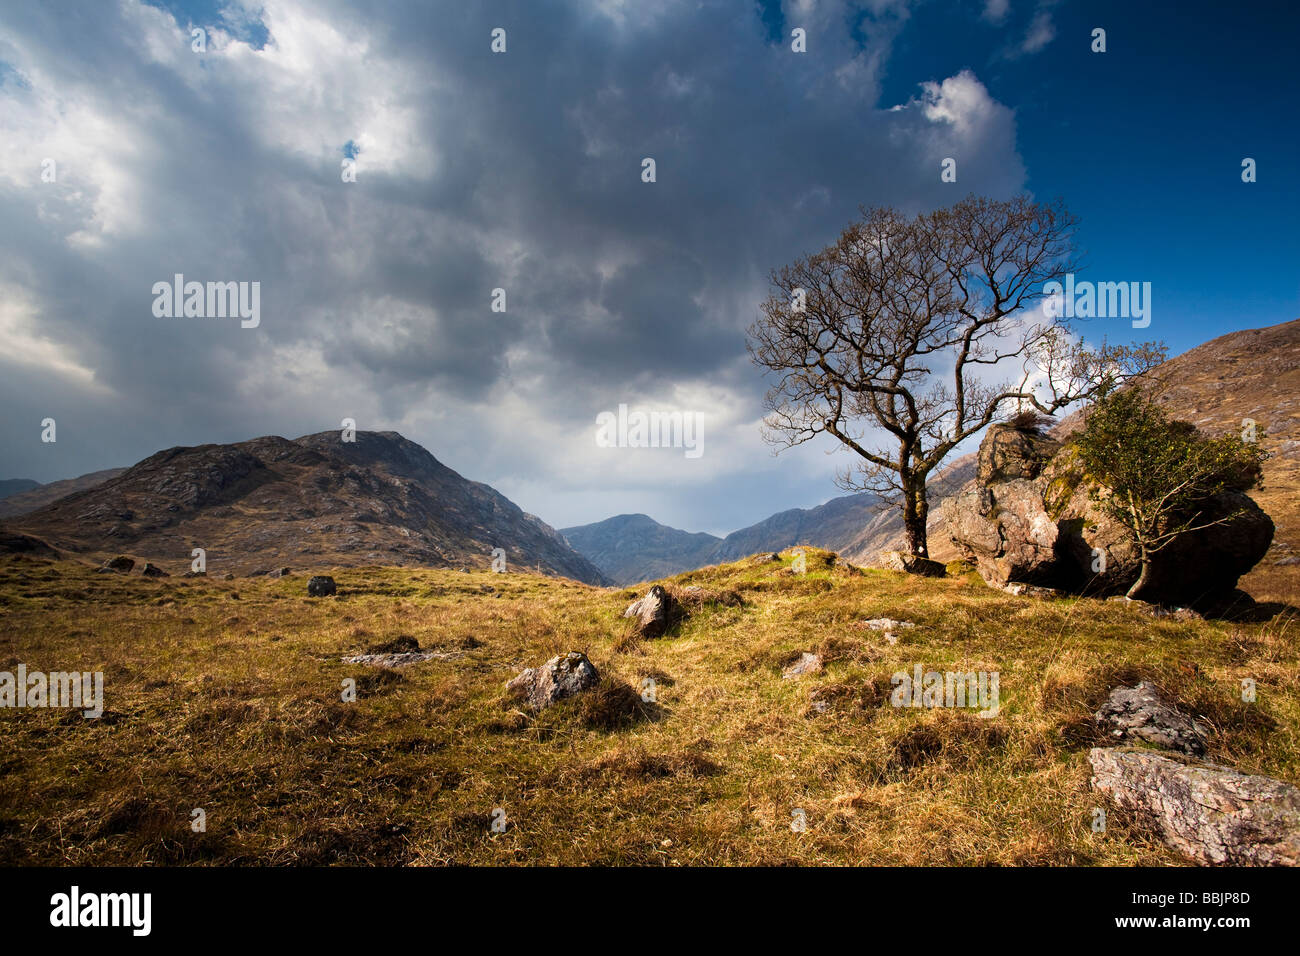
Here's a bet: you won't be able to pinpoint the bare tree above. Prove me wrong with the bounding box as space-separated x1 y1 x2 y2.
747 194 1163 559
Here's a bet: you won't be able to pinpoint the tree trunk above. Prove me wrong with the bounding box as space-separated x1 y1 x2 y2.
901 481 930 558
1127 547 1152 600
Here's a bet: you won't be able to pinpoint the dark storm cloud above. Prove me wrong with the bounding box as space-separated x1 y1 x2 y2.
0 0 1025 531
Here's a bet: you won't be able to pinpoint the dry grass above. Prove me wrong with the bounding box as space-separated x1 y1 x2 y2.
0 548 1296 866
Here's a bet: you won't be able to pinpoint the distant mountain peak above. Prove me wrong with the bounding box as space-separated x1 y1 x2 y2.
2 430 608 584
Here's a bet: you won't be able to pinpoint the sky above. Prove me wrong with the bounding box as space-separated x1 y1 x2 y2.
1 0 1296 536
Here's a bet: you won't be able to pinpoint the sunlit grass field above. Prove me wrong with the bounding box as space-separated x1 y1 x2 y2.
1 548 1296 865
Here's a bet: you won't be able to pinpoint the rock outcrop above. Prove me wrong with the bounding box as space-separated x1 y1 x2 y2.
1089 747 1300 866
946 423 1273 605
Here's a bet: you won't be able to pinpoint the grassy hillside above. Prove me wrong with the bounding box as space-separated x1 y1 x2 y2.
1 550 1296 865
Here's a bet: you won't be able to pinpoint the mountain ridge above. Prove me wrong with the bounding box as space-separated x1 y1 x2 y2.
2 431 609 585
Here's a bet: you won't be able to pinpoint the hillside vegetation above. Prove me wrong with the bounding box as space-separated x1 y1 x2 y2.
1 549 1296 865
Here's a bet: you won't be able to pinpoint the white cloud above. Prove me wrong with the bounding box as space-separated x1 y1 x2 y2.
918 69 1003 137
1021 9 1056 53
982 0 1011 24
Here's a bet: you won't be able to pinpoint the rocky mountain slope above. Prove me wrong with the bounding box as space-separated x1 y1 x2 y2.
560 514 721 585
0 468 127 518
0 432 608 584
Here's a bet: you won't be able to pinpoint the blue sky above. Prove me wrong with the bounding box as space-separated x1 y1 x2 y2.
1 0 1296 535
903 0 1299 357
761 0 1300 357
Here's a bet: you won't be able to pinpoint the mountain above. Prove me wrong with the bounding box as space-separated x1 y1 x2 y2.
560 514 722 585
709 492 883 562
562 495 901 585
563 469 977 585
0 468 127 518
1 431 608 585
0 479 40 500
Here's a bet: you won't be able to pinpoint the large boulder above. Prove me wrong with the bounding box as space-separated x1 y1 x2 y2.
945 423 1273 605
1089 747 1300 866
506 652 599 711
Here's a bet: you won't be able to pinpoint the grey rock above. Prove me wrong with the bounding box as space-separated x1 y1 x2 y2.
101 555 134 574
307 575 337 597
343 651 439 667
979 424 1060 484
1089 747 1300 866
858 618 916 631
623 584 676 639
140 562 169 577
1095 682 1208 755
1002 582 1062 599
875 550 946 577
782 652 823 679
855 617 915 645
506 651 599 711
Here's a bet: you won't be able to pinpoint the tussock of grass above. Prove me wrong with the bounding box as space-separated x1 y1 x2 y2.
0 547 1296 865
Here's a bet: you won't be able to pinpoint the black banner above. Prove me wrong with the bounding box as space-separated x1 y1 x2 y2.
0 866 1292 942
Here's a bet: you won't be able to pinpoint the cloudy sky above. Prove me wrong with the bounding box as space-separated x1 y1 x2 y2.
1 0 1296 535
